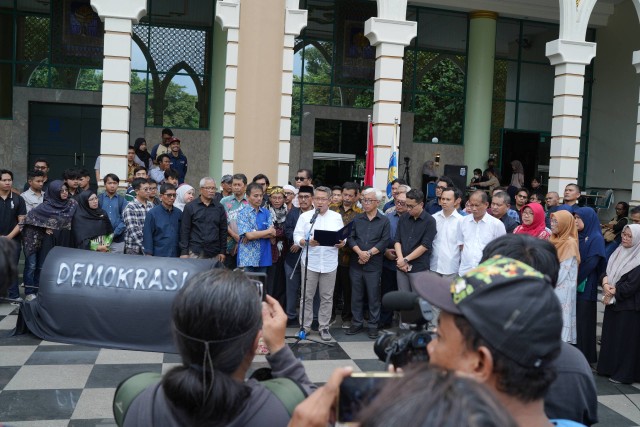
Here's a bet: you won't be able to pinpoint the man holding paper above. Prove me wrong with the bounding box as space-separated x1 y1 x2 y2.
293 186 345 341
346 188 390 339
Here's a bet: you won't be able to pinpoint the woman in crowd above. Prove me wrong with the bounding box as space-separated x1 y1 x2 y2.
597 224 640 384
508 160 525 199
72 190 114 252
602 202 629 260
133 137 153 170
514 203 550 240
122 268 315 426
266 186 288 307
550 209 580 344
574 207 606 363
22 180 77 297
174 184 195 211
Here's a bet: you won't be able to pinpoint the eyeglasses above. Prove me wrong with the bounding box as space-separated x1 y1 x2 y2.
406 203 418 210
88 197 98 202
362 199 377 204
60 188 69 193
201 186 217 191
163 193 177 198
294 177 306 181
522 210 534 216
437 185 448 190
34 166 47 170
298 195 311 199
314 197 329 202
395 201 406 206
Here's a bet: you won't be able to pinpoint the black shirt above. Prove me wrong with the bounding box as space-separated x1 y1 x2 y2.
179 198 228 257
498 214 518 234
394 209 437 273
0 192 26 238
348 211 390 272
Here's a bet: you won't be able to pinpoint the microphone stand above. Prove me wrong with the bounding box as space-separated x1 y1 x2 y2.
286 209 334 349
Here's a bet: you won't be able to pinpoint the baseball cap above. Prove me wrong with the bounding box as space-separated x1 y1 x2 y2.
221 174 233 184
413 256 562 368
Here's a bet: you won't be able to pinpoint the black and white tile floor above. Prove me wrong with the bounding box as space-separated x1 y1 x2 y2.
1 302 639 426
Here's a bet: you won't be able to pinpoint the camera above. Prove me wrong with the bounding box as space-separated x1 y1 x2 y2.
373 326 431 368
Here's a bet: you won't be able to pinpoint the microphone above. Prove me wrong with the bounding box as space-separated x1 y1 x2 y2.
382 291 434 323
310 208 320 224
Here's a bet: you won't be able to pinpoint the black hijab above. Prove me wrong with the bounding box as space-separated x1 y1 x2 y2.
72 190 113 247
24 180 77 230
134 137 152 169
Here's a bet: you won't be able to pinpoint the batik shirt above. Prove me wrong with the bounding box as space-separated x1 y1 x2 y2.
237 205 273 267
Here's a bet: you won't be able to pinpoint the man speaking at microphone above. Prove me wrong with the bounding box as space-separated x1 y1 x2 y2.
293 186 345 341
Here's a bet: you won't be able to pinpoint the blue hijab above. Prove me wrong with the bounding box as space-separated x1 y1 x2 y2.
575 207 605 260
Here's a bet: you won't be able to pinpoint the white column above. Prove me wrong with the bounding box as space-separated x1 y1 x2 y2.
278 0 307 186
632 51 640 206
546 39 596 197
215 0 241 176
365 10 416 192
90 0 147 185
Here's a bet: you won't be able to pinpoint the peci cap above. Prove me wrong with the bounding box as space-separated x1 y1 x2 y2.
298 185 314 195
221 174 233 184
413 256 562 368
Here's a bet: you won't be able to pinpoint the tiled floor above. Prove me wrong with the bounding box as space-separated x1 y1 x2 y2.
1 301 640 426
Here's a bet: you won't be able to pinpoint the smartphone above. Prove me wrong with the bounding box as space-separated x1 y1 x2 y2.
244 271 267 302
337 372 402 425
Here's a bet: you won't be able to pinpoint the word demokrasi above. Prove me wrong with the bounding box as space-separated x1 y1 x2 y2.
56 262 190 290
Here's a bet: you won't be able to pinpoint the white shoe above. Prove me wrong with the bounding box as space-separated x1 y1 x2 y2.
25 294 37 302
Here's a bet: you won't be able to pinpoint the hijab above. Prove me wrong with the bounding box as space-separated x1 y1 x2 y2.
516 203 546 237
24 180 77 230
550 210 580 263
72 190 113 247
134 137 152 169
175 184 194 211
606 224 640 286
511 160 524 174
575 207 606 261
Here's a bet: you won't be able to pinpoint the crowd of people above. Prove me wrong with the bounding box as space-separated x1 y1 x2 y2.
2 132 640 426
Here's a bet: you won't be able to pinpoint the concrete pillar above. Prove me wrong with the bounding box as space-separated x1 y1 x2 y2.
546 39 596 196
278 0 307 185
90 0 147 185
632 50 640 206
214 0 241 177
365 6 416 191
462 11 497 172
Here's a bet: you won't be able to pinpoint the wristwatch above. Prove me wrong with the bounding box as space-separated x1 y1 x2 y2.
404 258 409 265
367 250 372 256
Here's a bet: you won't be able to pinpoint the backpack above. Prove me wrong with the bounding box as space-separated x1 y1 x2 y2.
113 372 307 426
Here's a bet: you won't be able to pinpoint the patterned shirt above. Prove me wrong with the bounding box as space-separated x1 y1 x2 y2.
122 198 153 254
237 205 273 267
221 194 248 253
330 203 362 266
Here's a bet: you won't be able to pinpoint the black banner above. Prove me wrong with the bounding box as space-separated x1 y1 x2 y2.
18 247 218 353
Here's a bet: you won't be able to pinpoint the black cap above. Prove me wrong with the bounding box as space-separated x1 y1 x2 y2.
412 256 561 368
298 185 314 195
221 174 233 184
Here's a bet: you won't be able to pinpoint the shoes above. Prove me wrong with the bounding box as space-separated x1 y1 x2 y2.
320 328 332 341
346 324 363 335
286 318 300 328
25 294 37 302
9 297 23 306
368 328 379 339
609 377 623 384
311 320 319 331
342 320 352 329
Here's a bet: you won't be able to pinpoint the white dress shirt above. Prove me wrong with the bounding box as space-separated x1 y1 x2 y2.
430 209 463 275
293 209 344 273
457 213 506 276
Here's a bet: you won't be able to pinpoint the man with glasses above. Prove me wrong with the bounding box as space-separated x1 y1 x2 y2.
425 176 455 215
23 158 50 192
346 188 390 339
383 179 407 212
292 169 313 207
180 177 227 261
218 174 233 201
330 182 362 329
394 189 437 294
221 173 249 268
283 185 297 211
122 178 154 255
293 186 345 341
143 183 181 257
284 185 316 327
457 190 506 276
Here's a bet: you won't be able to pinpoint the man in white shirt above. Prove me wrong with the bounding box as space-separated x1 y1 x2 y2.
457 190 506 276
293 186 344 341
431 187 462 281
